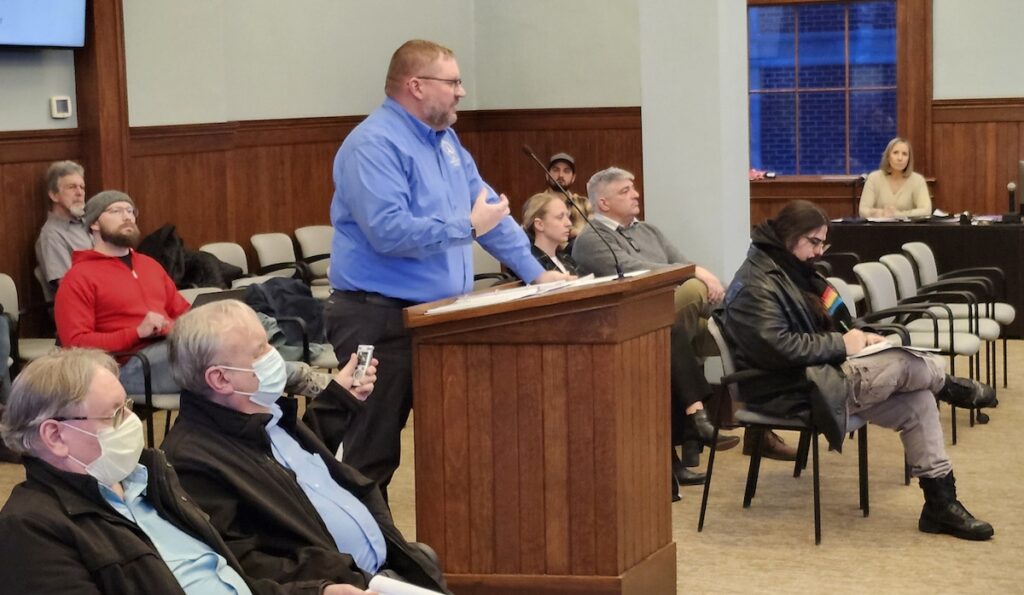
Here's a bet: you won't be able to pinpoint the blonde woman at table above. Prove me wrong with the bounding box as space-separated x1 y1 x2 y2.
858 137 932 218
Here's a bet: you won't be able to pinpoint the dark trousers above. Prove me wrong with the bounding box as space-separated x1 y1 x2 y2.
324 291 414 496
670 318 713 448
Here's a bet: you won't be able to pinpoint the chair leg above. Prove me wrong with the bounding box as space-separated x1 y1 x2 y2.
904 458 911 486
698 424 721 532
794 430 811 478
812 433 821 545
743 428 764 508
857 426 869 517
1003 337 1008 389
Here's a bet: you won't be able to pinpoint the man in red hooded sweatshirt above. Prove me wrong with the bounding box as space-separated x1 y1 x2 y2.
55 190 327 398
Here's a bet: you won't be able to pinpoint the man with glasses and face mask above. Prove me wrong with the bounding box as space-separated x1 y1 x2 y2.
162 300 449 593
54 190 327 401
0 349 371 594
721 200 996 541
326 39 571 495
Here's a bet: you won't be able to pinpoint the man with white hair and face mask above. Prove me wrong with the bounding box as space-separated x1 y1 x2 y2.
162 300 450 593
0 349 370 594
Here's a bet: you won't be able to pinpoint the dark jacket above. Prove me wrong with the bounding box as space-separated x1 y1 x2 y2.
720 224 850 450
161 385 450 593
530 244 581 275
0 449 324 595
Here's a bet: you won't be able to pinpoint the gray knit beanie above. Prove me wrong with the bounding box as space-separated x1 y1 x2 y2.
84 190 136 227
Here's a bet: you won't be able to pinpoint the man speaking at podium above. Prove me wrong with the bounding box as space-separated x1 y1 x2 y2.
326 39 571 495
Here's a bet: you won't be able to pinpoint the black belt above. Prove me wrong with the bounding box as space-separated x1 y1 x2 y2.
333 290 415 309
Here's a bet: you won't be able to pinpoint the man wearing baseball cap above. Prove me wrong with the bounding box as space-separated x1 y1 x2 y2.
543 151 592 250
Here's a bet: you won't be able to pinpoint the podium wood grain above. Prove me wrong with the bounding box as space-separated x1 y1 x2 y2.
406 266 692 594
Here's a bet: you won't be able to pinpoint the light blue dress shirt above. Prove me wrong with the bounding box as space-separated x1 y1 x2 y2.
101 466 251 595
265 407 387 573
329 97 544 303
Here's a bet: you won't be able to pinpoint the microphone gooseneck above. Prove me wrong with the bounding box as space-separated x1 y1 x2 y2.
521 145 625 280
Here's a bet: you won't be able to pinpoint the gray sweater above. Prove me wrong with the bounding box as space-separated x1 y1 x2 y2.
570 217 691 276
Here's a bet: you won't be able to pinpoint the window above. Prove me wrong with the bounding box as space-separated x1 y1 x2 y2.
748 1 897 175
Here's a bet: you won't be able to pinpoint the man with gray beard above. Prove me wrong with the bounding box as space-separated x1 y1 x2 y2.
36 160 92 295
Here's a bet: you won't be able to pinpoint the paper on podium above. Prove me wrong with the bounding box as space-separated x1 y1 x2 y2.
367 575 443 595
423 270 650 315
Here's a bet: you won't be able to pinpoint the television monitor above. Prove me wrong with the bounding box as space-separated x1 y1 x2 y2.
0 0 86 49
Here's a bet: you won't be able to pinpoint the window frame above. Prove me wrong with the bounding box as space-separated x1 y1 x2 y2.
747 0 932 177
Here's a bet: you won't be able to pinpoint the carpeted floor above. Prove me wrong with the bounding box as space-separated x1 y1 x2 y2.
2 345 1022 594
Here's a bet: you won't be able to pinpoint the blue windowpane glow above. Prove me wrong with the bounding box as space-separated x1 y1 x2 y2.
748 6 795 90
750 94 796 174
748 1 896 175
850 90 897 174
849 1 896 87
799 92 847 174
797 3 846 89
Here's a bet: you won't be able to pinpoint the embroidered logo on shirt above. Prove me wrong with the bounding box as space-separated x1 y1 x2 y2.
440 138 461 167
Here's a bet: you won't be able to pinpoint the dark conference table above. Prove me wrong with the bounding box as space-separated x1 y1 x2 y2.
827 221 1024 337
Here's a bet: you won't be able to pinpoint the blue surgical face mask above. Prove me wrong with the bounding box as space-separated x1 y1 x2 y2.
219 348 288 408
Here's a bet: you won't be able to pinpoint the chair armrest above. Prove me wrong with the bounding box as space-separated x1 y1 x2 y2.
258 261 315 285
920 277 994 298
854 321 910 345
114 350 155 405
302 253 331 266
938 267 1005 297
860 306 948 346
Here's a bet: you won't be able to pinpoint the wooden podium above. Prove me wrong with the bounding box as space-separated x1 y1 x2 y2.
404 265 692 595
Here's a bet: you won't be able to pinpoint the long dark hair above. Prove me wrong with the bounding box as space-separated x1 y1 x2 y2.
770 200 830 251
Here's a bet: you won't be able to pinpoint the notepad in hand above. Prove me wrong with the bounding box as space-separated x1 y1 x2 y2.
367 575 444 595
848 342 939 359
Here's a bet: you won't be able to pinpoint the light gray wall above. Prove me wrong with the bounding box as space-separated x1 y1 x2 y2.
933 0 1024 99
638 0 750 283
123 0 477 126
472 0 641 109
0 48 77 131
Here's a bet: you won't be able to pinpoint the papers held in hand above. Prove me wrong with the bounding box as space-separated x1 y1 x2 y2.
367 575 444 595
848 341 940 360
424 270 650 315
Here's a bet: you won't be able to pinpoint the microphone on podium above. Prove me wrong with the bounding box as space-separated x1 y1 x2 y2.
521 145 625 279
1002 182 1020 223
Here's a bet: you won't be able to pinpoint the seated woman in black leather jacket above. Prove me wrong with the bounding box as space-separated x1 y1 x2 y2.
720 200 995 541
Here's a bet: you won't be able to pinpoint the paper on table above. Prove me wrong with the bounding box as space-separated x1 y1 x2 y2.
367 575 444 595
848 341 940 359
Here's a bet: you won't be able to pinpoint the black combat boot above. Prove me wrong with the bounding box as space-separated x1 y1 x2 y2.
918 471 994 541
936 375 997 409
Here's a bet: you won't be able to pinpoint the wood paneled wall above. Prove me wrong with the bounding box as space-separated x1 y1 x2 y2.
0 107 641 329
457 108 644 221
932 98 1024 215
0 130 83 324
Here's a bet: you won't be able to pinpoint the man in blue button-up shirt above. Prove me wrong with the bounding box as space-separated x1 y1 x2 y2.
325 39 571 494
